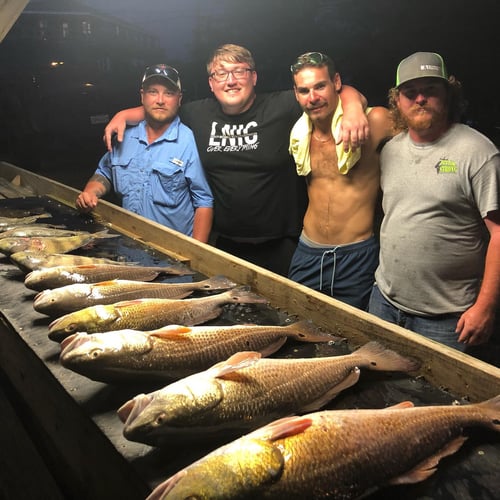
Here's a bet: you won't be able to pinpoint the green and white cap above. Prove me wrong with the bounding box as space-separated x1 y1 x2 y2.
396 52 448 87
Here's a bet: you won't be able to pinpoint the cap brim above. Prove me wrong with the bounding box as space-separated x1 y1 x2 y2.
142 75 180 90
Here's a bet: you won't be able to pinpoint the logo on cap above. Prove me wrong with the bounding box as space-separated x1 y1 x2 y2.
396 52 448 87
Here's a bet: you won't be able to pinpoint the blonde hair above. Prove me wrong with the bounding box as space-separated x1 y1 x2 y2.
206 44 255 75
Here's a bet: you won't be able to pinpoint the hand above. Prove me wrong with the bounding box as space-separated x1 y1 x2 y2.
75 191 99 213
455 304 495 346
335 110 370 152
103 113 127 152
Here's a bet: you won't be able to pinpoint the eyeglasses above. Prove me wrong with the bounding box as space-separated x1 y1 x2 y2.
290 52 328 73
209 68 253 82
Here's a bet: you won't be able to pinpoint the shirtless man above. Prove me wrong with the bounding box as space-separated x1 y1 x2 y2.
288 52 393 309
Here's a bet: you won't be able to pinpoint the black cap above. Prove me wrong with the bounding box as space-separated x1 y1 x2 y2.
142 64 181 91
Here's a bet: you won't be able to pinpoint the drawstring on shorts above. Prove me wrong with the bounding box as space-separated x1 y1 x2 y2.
319 247 340 296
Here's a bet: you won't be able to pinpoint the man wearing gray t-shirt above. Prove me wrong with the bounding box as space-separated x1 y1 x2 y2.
369 52 500 352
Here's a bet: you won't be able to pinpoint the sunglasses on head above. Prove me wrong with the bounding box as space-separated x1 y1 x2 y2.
290 52 328 73
143 64 179 80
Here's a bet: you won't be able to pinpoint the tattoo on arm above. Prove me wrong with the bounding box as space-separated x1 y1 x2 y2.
89 174 112 195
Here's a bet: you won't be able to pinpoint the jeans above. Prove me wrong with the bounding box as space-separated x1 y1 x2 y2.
368 284 465 352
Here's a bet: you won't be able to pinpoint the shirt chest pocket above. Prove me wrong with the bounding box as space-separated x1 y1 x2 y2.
151 161 187 207
110 159 135 197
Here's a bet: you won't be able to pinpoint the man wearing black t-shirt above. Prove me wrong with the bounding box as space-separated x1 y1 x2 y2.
104 44 368 275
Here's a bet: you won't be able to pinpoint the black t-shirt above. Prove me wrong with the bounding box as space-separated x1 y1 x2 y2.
180 90 308 241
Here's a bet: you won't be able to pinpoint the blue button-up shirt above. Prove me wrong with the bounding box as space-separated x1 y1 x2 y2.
96 116 213 236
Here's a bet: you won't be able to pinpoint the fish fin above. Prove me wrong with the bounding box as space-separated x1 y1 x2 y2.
257 337 287 357
158 265 194 276
352 341 421 373
150 325 192 340
387 401 415 409
285 319 344 343
256 415 314 441
211 351 262 378
93 280 120 287
300 367 361 413
389 435 468 485
114 299 145 308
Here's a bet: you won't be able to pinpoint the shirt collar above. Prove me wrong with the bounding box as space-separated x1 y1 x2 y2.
135 114 181 144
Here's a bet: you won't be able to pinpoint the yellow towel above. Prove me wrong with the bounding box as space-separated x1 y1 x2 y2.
289 101 364 176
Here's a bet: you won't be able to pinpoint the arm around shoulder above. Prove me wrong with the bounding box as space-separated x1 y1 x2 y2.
104 106 145 151
338 84 369 151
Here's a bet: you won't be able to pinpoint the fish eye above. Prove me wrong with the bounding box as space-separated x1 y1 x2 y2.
65 323 78 333
90 349 101 359
154 413 166 427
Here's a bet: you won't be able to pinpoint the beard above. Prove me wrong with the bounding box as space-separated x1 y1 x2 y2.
402 105 447 131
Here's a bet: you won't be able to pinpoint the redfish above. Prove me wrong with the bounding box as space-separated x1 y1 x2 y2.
0 213 51 228
147 396 500 499
34 275 237 315
10 251 136 273
48 286 269 341
25 262 193 291
119 342 419 444
0 226 89 239
0 229 119 255
58 320 333 382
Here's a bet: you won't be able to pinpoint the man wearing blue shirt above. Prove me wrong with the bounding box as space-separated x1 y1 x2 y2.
76 64 213 242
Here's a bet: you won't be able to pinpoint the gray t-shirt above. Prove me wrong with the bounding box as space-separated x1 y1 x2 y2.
376 123 500 316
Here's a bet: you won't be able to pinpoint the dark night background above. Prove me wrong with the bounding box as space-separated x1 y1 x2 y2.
0 0 499 189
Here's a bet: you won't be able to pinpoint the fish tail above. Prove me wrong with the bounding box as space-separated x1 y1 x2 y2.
352 341 421 373
158 264 194 276
475 394 500 431
284 319 340 343
93 229 120 239
228 286 269 305
203 275 238 290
